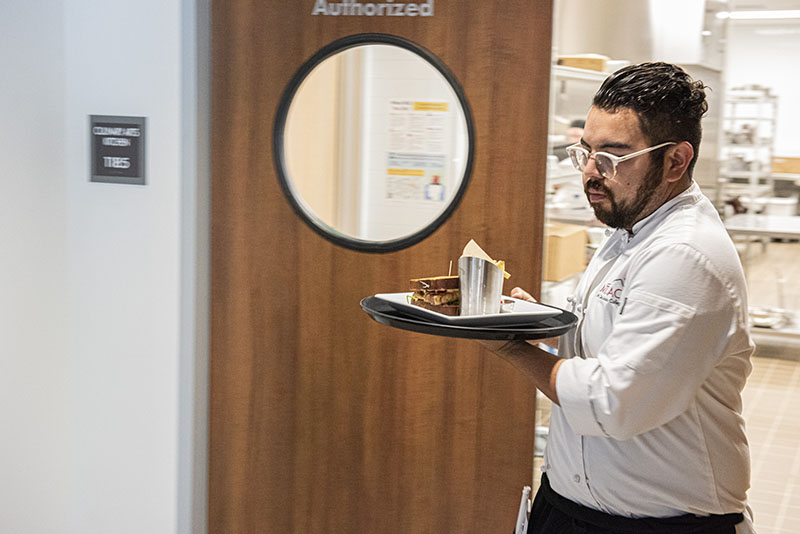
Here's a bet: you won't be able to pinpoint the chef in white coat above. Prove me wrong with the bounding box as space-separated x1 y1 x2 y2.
484 62 756 534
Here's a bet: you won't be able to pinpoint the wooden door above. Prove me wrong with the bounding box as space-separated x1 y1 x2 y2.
210 2 553 532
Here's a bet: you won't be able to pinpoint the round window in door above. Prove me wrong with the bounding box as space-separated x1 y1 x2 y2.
273 33 474 253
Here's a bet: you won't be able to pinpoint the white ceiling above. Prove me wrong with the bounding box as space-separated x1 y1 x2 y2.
731 0 800 10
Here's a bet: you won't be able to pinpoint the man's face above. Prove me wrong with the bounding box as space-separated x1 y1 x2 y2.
580 107 666 231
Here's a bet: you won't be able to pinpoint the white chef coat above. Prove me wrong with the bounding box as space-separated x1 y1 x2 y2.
543 182 756 533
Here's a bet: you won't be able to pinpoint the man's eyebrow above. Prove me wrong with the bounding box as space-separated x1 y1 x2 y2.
580 138 632 151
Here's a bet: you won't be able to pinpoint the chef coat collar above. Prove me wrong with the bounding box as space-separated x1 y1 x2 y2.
629 181 701 237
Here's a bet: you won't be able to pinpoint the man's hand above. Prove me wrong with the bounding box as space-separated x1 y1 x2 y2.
510 287 536 302
509 287 559 350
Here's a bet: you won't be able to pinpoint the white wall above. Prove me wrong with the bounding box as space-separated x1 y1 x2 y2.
1 2 205 533
0 4 69 532
62 1 184 533
726 19 800 157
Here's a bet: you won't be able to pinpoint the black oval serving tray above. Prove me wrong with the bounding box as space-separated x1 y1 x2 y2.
360 296 577 340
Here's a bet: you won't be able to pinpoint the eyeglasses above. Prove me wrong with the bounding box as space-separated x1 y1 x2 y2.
565 141 676 180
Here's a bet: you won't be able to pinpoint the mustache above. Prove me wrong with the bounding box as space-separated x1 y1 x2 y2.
585 178 611 196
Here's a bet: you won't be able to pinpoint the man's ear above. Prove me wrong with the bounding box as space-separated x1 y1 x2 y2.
664 141 694 183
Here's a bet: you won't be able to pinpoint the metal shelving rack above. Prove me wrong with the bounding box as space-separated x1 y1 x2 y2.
719 86 778 205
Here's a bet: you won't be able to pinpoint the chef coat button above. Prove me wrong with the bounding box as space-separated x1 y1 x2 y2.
573 474 581 483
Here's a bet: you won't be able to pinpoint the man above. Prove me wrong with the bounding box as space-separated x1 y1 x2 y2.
484 63 756 533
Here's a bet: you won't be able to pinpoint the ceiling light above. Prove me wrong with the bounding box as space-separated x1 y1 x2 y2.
717 9 800 19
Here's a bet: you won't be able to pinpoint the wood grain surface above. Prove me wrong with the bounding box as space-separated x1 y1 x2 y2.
210 1 554 532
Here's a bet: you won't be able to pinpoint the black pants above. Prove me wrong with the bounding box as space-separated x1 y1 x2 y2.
528 474 743 534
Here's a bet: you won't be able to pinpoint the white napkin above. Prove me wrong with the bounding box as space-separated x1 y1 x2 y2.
460 239 510 279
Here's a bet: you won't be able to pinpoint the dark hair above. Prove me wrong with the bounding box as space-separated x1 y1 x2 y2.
592 62 708 177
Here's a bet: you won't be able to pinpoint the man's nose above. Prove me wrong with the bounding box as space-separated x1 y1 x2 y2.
582 155 603 181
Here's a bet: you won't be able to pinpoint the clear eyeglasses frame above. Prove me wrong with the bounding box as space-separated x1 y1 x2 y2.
565 141 676 180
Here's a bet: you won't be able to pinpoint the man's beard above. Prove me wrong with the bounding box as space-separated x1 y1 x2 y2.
585 164 662 230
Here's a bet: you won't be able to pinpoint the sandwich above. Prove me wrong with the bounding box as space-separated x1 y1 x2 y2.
406 241 510 317
409 275 460 316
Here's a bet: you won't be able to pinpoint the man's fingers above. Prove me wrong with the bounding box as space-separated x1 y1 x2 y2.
510 287 537 303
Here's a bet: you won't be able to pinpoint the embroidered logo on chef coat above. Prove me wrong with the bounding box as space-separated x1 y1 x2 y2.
596 278 625 306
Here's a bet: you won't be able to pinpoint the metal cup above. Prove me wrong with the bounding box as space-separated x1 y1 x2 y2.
458 256 504 316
